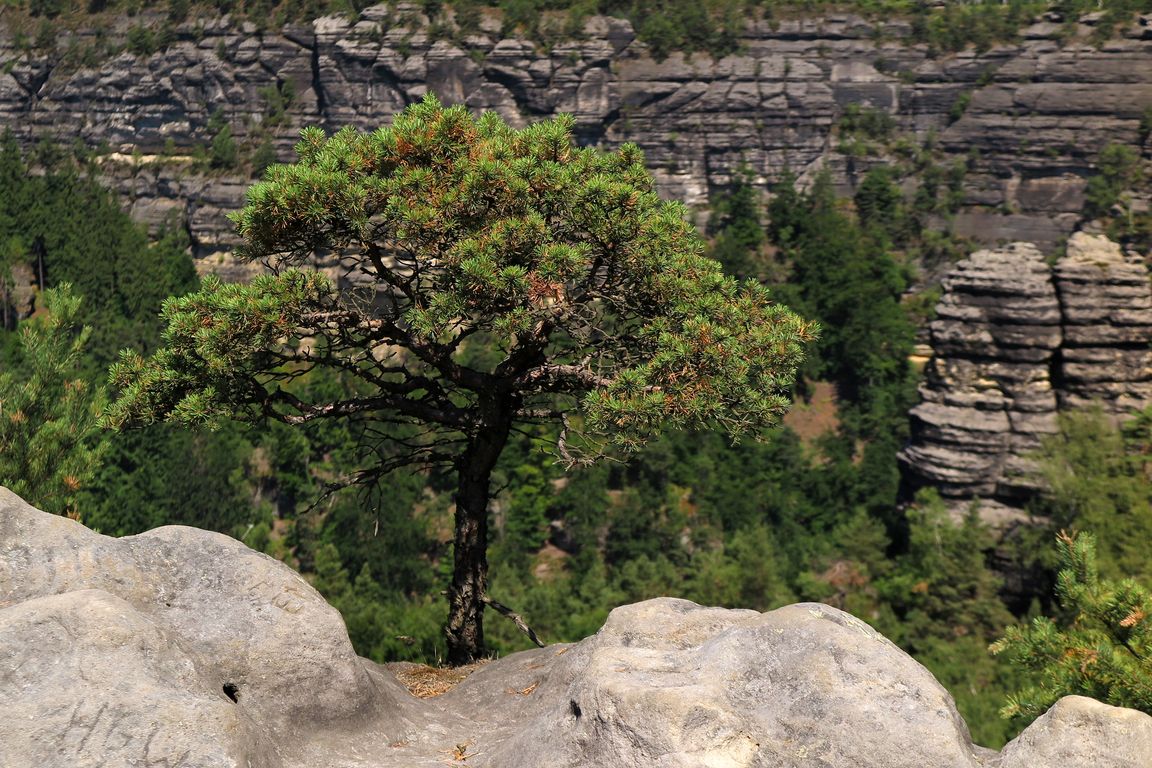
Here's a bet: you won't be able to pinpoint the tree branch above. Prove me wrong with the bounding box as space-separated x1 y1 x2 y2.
515 363 612 393
481 594 545 648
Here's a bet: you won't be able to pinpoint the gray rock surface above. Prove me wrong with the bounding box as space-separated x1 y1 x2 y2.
482 599 985 768
0 589 278 768
3 489 1150 767
0 486 420 768
1055 232 1152 413
2 7 1151 261
996 695 1152 768
900 235 1152 521
900 242 1062 504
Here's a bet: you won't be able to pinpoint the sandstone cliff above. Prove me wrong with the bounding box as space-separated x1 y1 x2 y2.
1 6 1150 269
900 232 1152 521
3 486 1151 767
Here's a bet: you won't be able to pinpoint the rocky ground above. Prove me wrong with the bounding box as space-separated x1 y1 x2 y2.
3 486 1150 768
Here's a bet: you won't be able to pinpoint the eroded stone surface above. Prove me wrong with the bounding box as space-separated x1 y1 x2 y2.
900 242 1062 504
1055 232 1152 413
4 490 1151 767
2 8 1151 261
0 487 419 767
997 696 1152 768
483 599 984 768
900 235 1152 520
0 590 278 768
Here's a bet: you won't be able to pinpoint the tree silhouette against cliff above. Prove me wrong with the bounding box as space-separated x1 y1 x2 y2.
102 96 815 664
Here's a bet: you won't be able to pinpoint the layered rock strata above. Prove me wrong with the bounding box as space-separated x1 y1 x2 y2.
900 233 1152 519
1056 232 1152 412
1 7 1150 266
901 242 1061 509
4 487 1152 767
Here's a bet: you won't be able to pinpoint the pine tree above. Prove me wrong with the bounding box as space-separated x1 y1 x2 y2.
0 285 107 519
991 531 1152 722
102 96 815 664
1035 407 1152 583
707 165 766 280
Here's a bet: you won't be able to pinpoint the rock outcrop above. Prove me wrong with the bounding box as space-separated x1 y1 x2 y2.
483 600 984 768
0 486 429 768
3 487 1151 767
901 242 1061 505
1 7 1150 266
1055 232 1152 413
996 695 1152 768
900 233 1152 520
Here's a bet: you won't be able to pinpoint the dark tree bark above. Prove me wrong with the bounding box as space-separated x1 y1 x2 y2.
445 394 513 665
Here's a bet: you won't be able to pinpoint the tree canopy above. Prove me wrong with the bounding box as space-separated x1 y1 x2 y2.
103 95 815 663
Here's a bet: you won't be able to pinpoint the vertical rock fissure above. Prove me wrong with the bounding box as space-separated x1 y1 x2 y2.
310 36 330 129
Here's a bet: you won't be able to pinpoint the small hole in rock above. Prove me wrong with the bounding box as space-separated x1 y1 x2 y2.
223 683 239 703
569 700 581 719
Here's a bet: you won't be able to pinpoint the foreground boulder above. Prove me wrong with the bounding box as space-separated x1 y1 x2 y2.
0 487 420 767
466 600 984 767
3 488 1150 767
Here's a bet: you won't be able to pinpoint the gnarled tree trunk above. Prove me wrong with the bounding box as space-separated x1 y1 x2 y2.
445 395 513 665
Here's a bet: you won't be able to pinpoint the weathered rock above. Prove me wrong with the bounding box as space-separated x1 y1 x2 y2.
0 486 420 767
996 695 1152 768
1054 232 1152 413
1 8 1151 258
900 243 1062 504
482 599 984 768
0 589 278 768
901 234 1152 520
4 490 1151 767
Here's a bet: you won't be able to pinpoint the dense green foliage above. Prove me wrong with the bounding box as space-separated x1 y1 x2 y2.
0 134 199 373
0 285 107 518
992 531 1152 721
0 134 256 533
1031 408 1152 584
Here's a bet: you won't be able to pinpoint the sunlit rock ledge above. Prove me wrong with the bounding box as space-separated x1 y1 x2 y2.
2 486 1149 767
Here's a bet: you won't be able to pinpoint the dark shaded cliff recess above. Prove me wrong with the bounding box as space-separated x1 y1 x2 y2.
1 6 1151 267
899 233 1152 524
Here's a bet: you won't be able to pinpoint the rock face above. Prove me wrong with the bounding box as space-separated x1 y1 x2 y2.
996 695 1152 768
1 8 1150 265
3 488 1151 767
901 242 1061 507
899 233 1152 520
0 486 420 768
483 600 983 768
1055 232 1152 413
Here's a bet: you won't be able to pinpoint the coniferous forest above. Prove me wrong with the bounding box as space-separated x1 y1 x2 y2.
3 0 1152 748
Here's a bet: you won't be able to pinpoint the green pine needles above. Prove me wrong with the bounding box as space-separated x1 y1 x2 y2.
992 531 1152 722
102 95 814 663
0 285 108 519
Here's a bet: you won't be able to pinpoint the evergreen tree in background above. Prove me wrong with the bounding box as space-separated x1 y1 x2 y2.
1034 407 1152 583
102 96 815 664
992 531 1152 722
707 165 766 281
0 285 107 518
0 133 261 539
